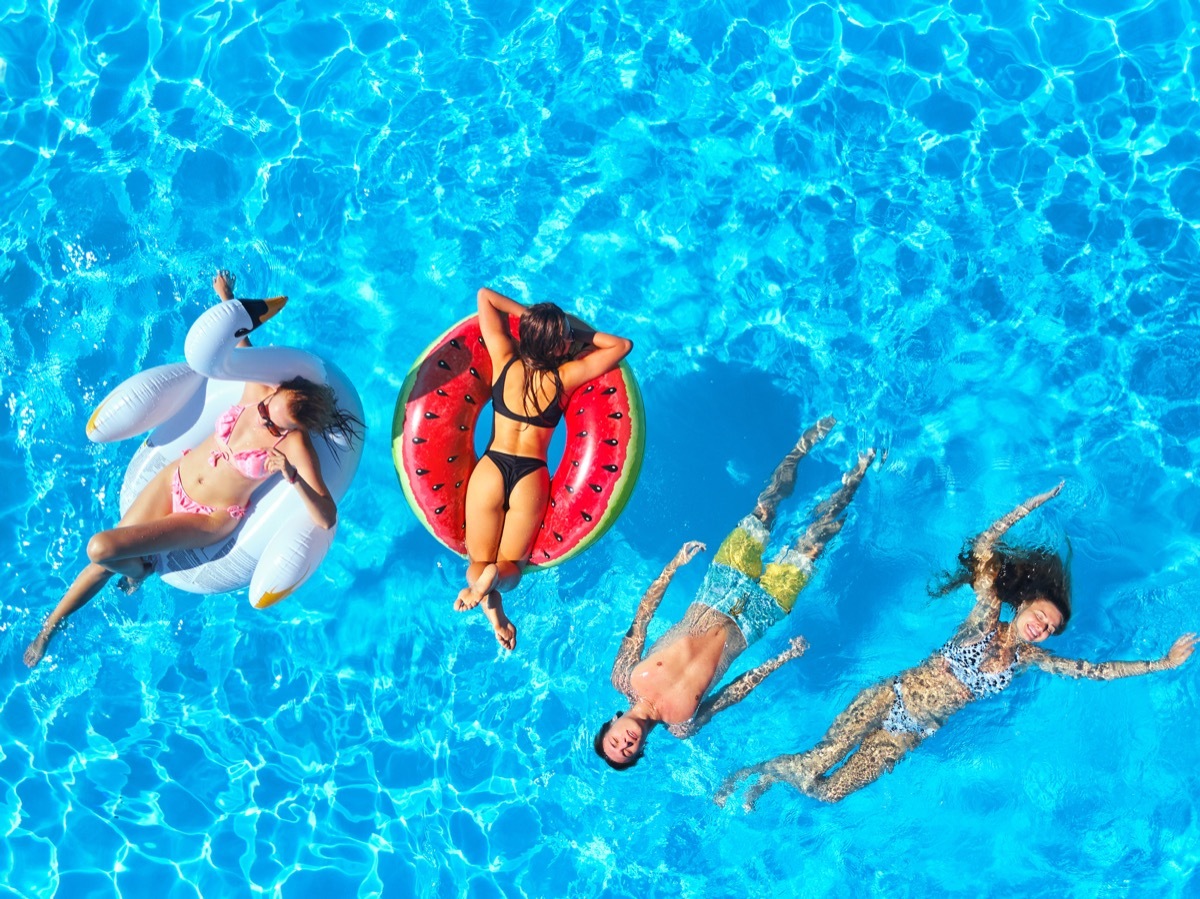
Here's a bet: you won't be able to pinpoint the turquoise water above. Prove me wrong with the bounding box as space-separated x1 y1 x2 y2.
3 0 1199 895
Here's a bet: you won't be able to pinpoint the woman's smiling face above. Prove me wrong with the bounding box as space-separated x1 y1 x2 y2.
1013 599 1064 643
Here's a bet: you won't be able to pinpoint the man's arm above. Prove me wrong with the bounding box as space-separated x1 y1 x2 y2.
610 541 706 692
674 636 808 737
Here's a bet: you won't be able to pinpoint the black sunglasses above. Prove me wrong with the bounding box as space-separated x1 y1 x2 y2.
257 397 288 438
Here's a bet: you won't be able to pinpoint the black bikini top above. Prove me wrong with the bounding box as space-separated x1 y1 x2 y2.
491 358 564 429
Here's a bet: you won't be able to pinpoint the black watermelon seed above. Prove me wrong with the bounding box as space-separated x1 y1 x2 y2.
434 505 446 514
575 431 588 438
584 385 594 392
602 387 616 395
464 395 475 405
608 412 623 420
576 408 585 414
571 460 579 467
449 338 461 349
589 483 602 493
436 389 448 397
454 481 462 488
447 455 458 463
581 511 592 522
412 437 427 444
477 336 485 345
432 483 444 491
549 499 556 508
458 424 469 432
603 438 619 446
437 359 450 370
603 464 618 473
542 549 550 558
565 485 574 494
424 411 439 420
553 532 563 542
415 468 429 476
469 366 480 379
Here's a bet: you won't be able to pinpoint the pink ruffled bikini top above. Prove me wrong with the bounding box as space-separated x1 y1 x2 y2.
208 404 287 480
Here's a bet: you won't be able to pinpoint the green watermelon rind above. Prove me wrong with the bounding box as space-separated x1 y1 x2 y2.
535 359 645 567
392 318 470 556
392 315 646 569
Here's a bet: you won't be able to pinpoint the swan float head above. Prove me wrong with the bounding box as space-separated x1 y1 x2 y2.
185 297 287 381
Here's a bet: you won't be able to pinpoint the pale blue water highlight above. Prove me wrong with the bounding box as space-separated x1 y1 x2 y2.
2 0 1198 896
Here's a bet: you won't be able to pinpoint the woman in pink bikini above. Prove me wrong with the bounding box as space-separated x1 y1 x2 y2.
23 272 361 668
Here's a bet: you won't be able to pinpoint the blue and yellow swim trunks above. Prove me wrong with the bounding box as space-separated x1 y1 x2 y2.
698 515 811 646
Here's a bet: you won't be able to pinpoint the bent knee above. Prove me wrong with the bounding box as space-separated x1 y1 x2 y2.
86 532 116 565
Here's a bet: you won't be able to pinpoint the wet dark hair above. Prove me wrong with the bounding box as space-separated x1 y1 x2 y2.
516 303 572 423
593 714 643 771
931 541 1072 633
278 376 365 458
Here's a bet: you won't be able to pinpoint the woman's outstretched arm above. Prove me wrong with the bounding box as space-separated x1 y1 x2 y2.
675 637 808 737
962 482 1064 632
610 541 705 692
1024 633 1195 680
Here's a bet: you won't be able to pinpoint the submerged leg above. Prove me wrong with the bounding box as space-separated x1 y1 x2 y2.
752 416 836 531
793 679 895 775
789 448 875 563
24 563 113 667
808 730 916 803
715 681 900 810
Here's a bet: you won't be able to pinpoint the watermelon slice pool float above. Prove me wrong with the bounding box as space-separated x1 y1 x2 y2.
392 314 644 567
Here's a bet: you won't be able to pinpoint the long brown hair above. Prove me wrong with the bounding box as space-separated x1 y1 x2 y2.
931 541 1072 632
279 376 364 457
515 303 572 421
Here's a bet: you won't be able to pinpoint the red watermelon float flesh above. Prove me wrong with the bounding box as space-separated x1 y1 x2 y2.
393 315 644 567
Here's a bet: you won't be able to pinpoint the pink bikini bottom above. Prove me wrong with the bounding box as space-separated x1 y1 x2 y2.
172 466 247 520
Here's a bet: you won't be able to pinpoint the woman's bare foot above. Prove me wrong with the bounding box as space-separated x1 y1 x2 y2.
116 557 154 595
481 591 517 650
455 563 498 611
214 269 236 301
23 631 52 668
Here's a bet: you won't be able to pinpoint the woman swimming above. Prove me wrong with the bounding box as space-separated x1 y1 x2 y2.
23 272 363 668
455 287 632 650
715 483 1196 806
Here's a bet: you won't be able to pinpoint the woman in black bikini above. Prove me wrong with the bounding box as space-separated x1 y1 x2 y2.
455 287 632 649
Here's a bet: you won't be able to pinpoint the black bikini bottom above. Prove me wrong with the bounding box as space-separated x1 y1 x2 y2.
483 449 547 511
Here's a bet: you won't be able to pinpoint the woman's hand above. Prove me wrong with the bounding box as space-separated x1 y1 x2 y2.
1166 633 1196 668
676 541 706 565
265 447 298 484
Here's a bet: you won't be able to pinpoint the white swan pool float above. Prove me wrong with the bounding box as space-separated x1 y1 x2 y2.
85 298 364 608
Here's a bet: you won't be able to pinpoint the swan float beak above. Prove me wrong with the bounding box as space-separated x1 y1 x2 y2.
237 296 288 335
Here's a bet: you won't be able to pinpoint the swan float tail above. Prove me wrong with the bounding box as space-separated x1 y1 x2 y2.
87 363 205 443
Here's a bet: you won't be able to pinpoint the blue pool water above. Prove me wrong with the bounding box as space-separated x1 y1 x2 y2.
3 0 1199 895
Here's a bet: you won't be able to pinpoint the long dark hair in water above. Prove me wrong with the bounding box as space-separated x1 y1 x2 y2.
931 541 1072 632
516 302 573 421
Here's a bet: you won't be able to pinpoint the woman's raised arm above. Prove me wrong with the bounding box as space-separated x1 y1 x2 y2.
962 482 1063 633
476 287 524 365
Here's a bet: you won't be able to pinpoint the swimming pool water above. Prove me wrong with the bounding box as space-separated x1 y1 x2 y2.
2 0 1199 896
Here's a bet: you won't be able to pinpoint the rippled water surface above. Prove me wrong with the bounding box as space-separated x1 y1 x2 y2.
2 0 1199 896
